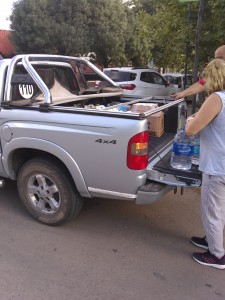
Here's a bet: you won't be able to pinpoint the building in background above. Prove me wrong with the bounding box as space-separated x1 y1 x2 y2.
0 30 14 58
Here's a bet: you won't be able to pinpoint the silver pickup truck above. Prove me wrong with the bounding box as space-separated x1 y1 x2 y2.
0 54 201 225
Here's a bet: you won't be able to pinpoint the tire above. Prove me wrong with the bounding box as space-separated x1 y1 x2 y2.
17 157 83 226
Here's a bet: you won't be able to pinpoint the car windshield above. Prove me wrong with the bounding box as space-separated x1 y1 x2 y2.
104 70 136 82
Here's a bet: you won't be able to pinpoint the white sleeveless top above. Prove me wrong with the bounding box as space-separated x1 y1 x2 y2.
199 91 225 175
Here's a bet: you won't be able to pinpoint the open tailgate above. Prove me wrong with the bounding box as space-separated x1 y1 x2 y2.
147 150 202 187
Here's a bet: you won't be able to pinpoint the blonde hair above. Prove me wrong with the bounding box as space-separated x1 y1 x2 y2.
202 58 225 94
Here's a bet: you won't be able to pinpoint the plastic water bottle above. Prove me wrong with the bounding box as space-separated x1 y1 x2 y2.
192 133 200 165
170 128 194 170
177 101 187 131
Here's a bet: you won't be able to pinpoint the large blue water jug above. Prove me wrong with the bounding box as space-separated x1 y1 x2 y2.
170 128 194 170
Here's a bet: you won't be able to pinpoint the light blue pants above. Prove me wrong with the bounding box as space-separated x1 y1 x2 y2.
201 173 225 258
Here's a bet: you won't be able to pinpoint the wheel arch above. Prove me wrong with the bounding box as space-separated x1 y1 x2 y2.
2 138 91 198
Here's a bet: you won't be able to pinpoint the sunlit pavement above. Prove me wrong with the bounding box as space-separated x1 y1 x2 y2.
0 180 224 300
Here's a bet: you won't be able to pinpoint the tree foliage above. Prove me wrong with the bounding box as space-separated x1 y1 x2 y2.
10 0 225 70
46 0 91 55
135 0 200 71
124 10 153 66
199 0 225 63
10 0 52 53
87 0 128 67
129 0 225 72
125 0 157 15
10 0 90 55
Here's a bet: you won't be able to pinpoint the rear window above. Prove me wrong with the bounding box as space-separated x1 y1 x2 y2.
11 65 79 100
104 70 136 82
50 67 78 94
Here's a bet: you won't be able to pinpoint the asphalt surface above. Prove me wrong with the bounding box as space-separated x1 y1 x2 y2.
0 179 224 300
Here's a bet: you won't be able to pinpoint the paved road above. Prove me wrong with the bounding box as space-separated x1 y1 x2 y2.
0 179 224 300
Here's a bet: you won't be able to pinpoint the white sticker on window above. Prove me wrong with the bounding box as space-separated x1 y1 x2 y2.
19 84 34 99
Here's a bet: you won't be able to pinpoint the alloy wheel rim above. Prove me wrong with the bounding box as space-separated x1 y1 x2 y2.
27 173 61 215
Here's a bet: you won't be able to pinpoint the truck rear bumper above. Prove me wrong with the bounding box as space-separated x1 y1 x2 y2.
135 180 174 205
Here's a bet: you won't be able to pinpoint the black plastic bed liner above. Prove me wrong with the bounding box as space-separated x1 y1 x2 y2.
148 132 174 158
153 151 202 180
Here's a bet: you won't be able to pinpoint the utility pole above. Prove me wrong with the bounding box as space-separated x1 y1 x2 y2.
192 0 205 113
183 1 191 89
179 0 199 89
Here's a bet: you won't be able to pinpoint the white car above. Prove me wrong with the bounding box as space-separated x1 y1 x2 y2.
163 72 195 102
103 67 175 97
162 73 194 93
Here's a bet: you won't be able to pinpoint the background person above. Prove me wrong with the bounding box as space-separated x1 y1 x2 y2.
185 58 225 269
172 45 225 100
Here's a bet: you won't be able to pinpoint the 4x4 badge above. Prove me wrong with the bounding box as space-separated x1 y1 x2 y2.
95 139 117 145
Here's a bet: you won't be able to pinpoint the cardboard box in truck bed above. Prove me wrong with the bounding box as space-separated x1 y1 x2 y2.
146 112 164 137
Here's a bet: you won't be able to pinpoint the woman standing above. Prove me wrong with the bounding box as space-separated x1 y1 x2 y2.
185 58 225 269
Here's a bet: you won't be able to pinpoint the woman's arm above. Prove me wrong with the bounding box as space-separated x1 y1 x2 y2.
171 82 205 100
186 112 197 122
185 93 222 136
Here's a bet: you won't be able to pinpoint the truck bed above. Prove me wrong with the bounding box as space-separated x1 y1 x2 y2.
148 132 174 158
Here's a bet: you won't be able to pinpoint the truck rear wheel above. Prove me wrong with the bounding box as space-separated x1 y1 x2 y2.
17 158 83 225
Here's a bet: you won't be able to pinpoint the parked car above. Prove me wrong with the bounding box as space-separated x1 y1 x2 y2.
102 67 175 97
162 72 196 103
162 72 194 93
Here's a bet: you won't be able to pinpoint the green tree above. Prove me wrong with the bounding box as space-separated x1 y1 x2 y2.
149 0 199 71
125 0 157 14
46 0 90 55
10 0 90 55
10 0 54 53
10 0 225 71
87 0 128 67
125 10 153 66
132 0 225 72
199 0 225 63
